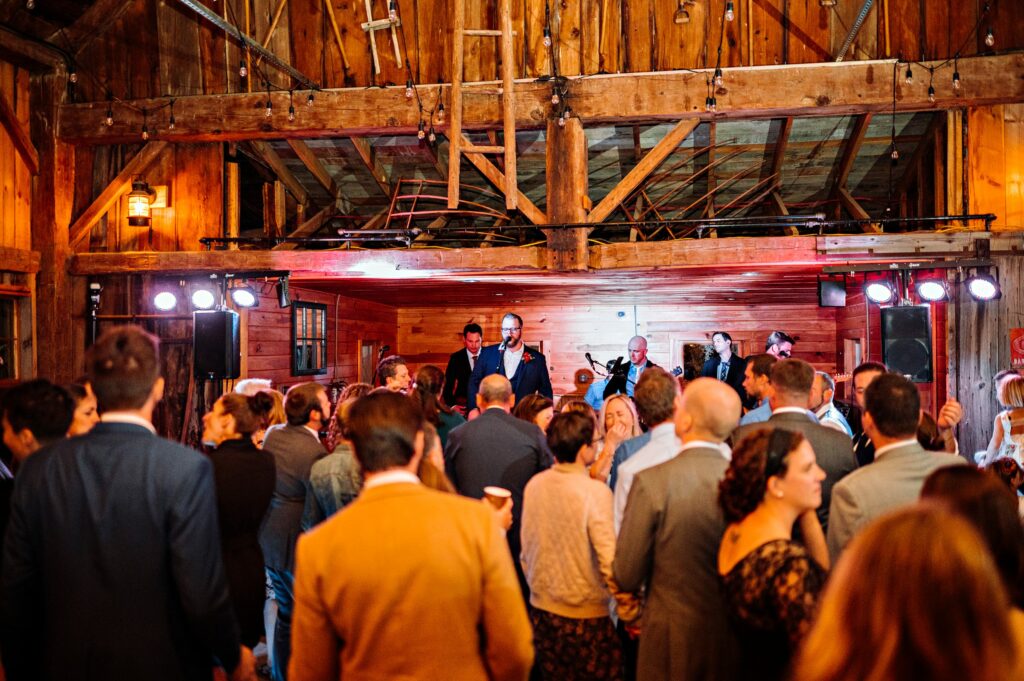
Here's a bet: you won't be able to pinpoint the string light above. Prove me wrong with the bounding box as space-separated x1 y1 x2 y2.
985 27 995 47
239 59 247 78
105 93 113 127
417 120 426 140
428 126 436 143
307 91 315 107
551 92 559 105
168 99 175 129
713 66 724 87
928 85 935 102
952 69 961 90
69 66 78 83
288 91 295 122
890 145 899 161
543 26 551 48
405 79 414 99
436 102 445 123
724 1 735 21
388 0 397 22
25 0 34 10
141 109 149 140
709 96 717 112
265 97 272 117
904 65 913 85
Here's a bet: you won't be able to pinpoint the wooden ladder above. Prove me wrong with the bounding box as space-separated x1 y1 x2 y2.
447 0 517 210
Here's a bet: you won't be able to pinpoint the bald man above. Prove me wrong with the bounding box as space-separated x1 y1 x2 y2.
445 374 552 596
615 378 741 681
585 336 658 410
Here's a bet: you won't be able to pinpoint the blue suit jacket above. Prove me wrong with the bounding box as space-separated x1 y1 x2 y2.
466 343 553 410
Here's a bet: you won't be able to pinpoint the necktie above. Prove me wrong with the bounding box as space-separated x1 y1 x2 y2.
471 354 478 370
719 362 728 382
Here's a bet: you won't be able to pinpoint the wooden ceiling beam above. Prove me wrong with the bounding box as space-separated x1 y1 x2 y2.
248 140 310 206
350 137 394 198
837 187 882 233
0 247 40 274
50 0 136 57
460 134 547 225
588 119 698 223
831 113 873 194
285 139 353 213
272 204 335 251
68 141 169 250
58 54 1024 144
0 90 39 175
0 26 65 71
765 117 792 184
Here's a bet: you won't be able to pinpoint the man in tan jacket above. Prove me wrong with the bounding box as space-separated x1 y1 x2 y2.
289 391 533 681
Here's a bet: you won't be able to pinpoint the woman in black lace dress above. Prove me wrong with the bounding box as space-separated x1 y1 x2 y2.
717 428 830 681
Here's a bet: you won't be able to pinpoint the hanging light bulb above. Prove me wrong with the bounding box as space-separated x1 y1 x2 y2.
705 96 713 112
288 104 295 122
724 1 735 21
239 60 248 78
169 113 176 129
436 102 445 123
25 0 34 9
417 120 426 140
890 145 899 161
927 85 935 103
543 26 552 48
551 92 560 105
105 108 113 127
428 127 436 143
985 27 995 47
904 66 913 85
405 79 414 99
141 124 149 141
265 99 272 117
952 70 961 90
673 3 690 23
713 67 724 87
69 67 78 84
307 92 315 107
388 0 397 22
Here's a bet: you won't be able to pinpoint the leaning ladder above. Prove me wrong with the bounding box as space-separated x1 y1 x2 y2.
447 0 518 210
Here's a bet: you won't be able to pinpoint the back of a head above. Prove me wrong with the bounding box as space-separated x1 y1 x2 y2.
864 373 920 438
633 367 678 426
235 378 272 396
339 382 373 402
348 391 424 473
479 374 513 406
770 358 814 400
512 393 553 423
921 466 1024 607
86 325 160 412
792 506 1014 681
262 389 286 426
852 360 888 382
747 353 778 380
764 330 794 351
547 411 595 464
284 382 325 426
2 379 74 445
220 391 275 437
999 376 1024 409
680 377 741 441
415 365 445 397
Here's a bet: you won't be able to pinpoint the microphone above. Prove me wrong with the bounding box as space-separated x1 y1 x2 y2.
585 352 595 367
499 335 511 351
377 344 390 360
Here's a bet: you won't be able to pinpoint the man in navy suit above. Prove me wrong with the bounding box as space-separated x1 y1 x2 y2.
442 322 484 415
700 330 747 403
466 312 552 416
1 325 254 681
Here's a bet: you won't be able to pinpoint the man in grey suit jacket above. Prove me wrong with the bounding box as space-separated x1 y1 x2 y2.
826 373 963 560
445 374 551 595
259 382 328 681
614 378 741 681
732 359 856 533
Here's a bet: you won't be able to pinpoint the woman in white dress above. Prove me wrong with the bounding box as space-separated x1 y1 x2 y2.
982 376 1024 467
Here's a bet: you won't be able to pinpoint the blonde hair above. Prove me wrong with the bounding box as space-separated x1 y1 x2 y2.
792 505 1016 681
261 389 286 427
598 394 641 439
998 376 1024 409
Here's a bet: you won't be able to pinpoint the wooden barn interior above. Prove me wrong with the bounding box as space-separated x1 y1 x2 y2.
1 0 1023 455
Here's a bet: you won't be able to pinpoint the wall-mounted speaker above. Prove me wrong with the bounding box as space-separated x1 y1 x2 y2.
194 309 240 379
881 305 932 383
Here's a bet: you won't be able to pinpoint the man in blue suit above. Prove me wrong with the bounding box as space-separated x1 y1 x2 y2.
466 312 553 417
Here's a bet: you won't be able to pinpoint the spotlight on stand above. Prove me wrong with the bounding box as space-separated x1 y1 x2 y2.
276 276 291 308
191 288 216 310
914 275 949 302
153 291 178 311
865 278 897 305
230 285 258 308
966 272 1001 301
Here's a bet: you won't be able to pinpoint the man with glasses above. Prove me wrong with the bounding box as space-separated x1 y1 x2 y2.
764 330 795 359
466 312 553 418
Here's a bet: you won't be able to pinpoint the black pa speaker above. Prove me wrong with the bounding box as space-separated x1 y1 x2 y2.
881 306 932 383
194 310 240 379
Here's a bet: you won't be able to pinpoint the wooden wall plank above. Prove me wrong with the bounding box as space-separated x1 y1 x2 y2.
787 0 830 64
336 0 373 87
173 143 225 249
416 0 450 83
623 0 653 73
14 66 30 252
524 0 549 77
580 0 600 74
885 0 920 63
968 104 1006 229
198 0 229 94
597 0 622 74
157 0 202 97
555 0 581 76
1005 104 1024 231
0 61 13 251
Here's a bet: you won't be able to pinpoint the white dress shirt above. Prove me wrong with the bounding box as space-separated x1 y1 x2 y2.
503 344 525 379
614 422 681 533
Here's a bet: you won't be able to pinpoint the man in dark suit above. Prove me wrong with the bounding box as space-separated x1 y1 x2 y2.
732 358 856 532
700 330 746 402
442 322 483 415
259 382 329 681
615 378 742 681
445 374 551 594
1 326 254 681
466 312 552 415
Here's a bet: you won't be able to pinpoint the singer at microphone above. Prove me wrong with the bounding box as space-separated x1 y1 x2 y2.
464 312 553 418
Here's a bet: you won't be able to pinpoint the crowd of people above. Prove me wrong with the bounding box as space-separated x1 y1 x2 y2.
1 318 1023 681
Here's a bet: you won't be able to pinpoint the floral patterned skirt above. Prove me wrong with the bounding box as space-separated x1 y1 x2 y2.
530 607 623 681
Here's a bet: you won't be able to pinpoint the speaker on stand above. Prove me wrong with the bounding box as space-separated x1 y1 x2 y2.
194 309 241 379
881 306 933 383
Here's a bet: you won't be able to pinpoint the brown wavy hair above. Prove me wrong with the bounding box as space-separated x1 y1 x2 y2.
718 428 805 524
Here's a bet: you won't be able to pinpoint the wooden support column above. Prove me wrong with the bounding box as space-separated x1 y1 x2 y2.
31 71 76 381
226 161 240 249
544 117 590 271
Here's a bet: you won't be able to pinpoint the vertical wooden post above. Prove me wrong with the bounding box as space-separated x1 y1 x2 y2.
226 161 240 249
544 116 590 271
31 70 76 381
447 0 465 209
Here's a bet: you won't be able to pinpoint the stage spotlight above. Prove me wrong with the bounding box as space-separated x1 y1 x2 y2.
191 288 216 310
230 285 258 308
865 280 896 305
915 278 949 302
966 272 1001 301
153 291 178 311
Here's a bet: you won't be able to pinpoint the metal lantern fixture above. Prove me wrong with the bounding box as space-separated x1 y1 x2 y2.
127 178 156 227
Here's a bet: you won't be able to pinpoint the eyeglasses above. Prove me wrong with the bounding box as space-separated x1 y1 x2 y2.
500 327 521 333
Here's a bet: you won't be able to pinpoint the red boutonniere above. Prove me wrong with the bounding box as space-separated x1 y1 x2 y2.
522 351 534 364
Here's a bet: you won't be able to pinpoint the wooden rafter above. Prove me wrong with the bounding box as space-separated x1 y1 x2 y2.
837 187 881 233
68 141 169 250
50 0 135 56
639 148 746 221
248 140 310 206
765 117 792 184
350 137 393 198
894 113 946 196
59 54 1024 144
0 91 38 175
460 133 546 225
588 119 698 223
272 204 335 250
832 113 873 194
285 139 353 213
0 25 64 70
768 191 799 236
0 247 40 274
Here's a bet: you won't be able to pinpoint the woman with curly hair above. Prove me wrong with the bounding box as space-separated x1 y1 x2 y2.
791 506 1018 681
717 428 829 681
